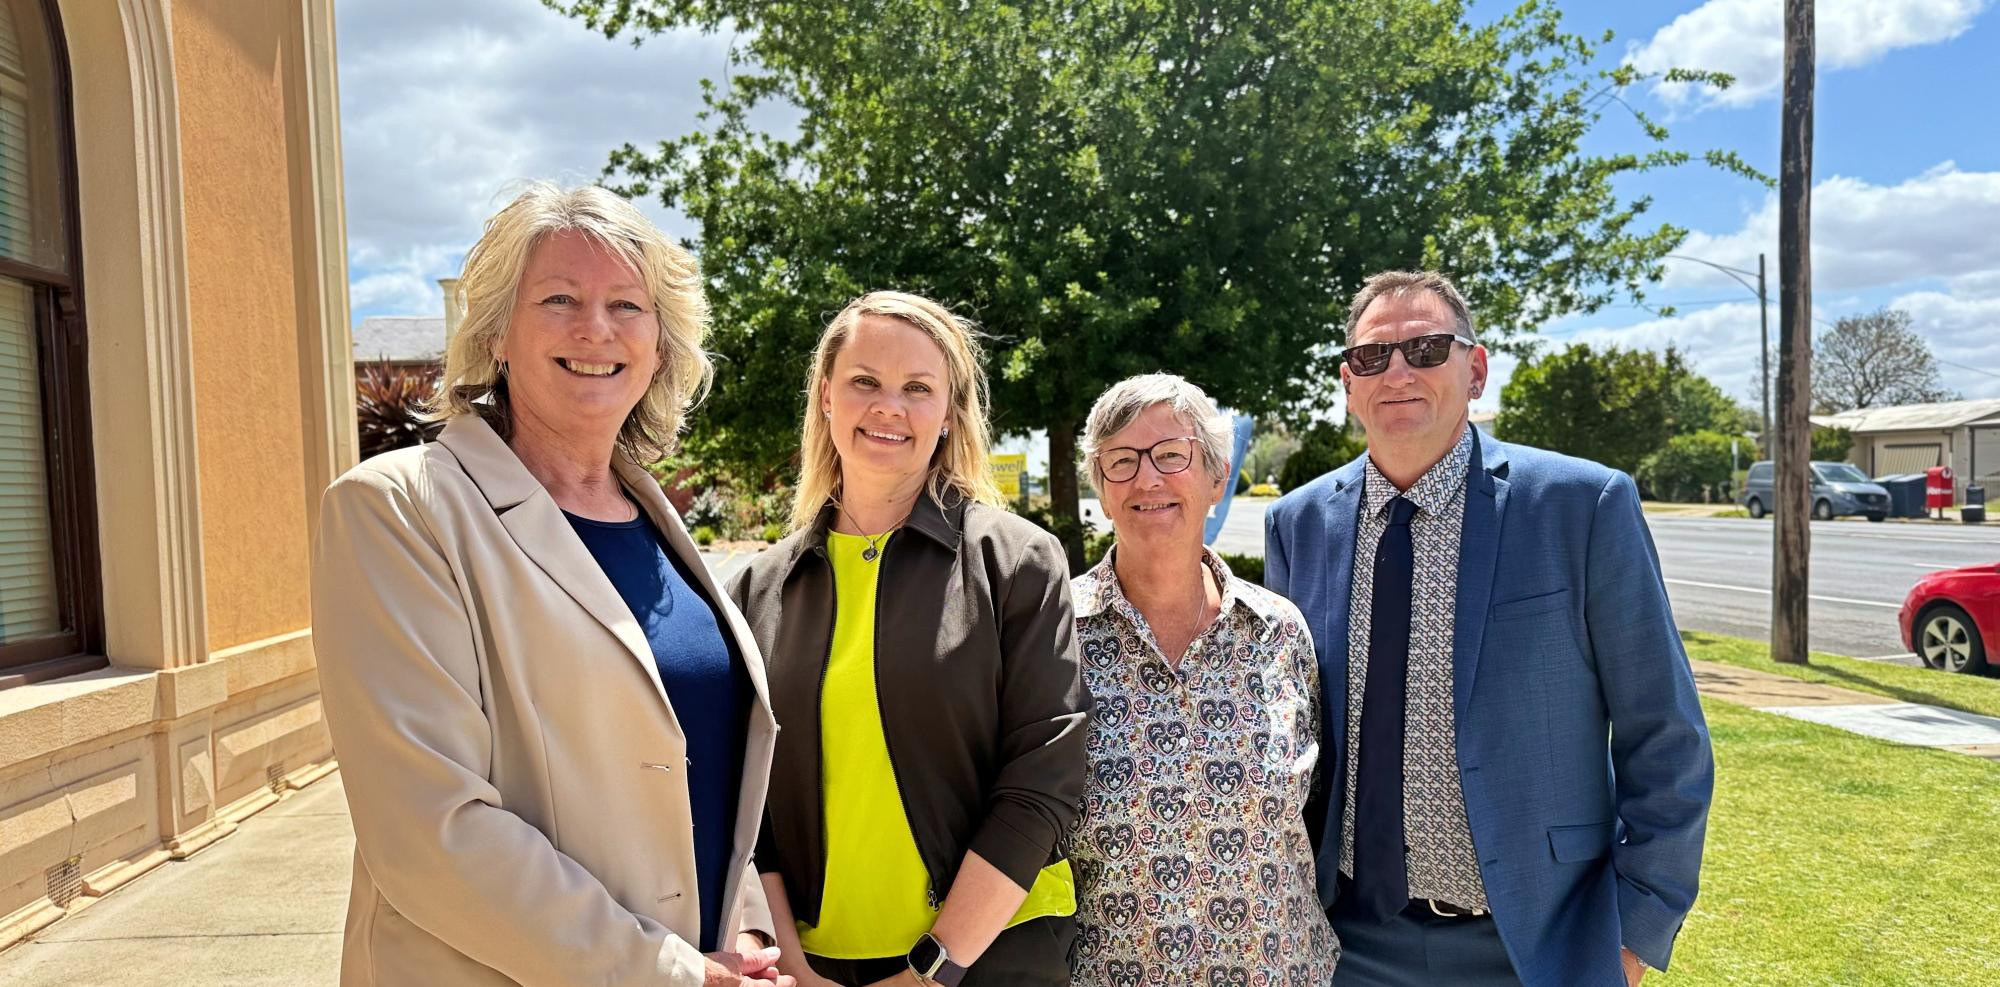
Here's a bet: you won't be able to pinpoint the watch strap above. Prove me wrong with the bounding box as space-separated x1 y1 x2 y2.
908 933 968 986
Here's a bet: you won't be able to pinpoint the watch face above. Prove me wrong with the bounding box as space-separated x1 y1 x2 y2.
908 934 945 975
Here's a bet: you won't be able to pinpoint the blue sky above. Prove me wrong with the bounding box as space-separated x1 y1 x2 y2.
338 0 2000 415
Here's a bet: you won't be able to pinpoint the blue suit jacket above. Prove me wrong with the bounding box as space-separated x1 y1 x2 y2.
1264 432 1712 987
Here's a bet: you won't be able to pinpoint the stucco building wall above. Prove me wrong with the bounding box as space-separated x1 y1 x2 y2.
175 0 315 651
0 0 352 949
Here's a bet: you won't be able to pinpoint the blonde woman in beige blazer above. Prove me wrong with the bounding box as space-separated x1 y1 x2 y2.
312 184 791 987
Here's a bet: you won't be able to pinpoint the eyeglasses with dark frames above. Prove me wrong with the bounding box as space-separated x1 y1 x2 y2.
1341 332 1477 377
1095 436 1198 483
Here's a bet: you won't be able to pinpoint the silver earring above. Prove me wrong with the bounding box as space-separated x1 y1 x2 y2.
824 410 832 420
941 427 950 437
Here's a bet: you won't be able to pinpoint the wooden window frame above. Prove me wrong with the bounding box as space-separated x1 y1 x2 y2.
0 0 102 688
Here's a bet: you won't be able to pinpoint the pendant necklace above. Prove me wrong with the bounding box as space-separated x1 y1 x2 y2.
836 501 909 562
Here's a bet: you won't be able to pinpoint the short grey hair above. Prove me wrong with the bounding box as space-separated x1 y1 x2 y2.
1343 269 1476 342
1081 373 1234 497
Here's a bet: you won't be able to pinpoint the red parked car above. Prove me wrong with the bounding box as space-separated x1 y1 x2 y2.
1901 563 2000 674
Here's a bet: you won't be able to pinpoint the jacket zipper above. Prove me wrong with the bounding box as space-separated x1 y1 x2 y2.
868 536 942 910
814 542 838 918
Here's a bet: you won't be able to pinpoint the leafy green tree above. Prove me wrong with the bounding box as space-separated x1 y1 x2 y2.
1637 430 1734 502
547 0 1753 565
1810 426 1854 462
1243 425 1302 487
1494 343 1685 476
1669 372 1758 437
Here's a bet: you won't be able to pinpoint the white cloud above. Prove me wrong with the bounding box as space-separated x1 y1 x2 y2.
335 0 792 320
1886 289 2000 398
1666 163 2000 296
1629 0 1987 109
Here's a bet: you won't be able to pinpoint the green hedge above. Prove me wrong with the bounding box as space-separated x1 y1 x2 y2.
1078 537 1266 587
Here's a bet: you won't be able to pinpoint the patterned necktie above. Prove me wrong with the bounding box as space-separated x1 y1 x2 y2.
1352 495 1416 921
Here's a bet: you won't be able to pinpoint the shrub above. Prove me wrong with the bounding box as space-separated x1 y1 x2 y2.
1237 469 1251 494
1278 422 1366 492
1246 483 1281 498
1637 430 1734 503
691 525 718 546
760 521 786 543
355 363 439 459
1811 426 1854 462
1219 552 1264 586
684 487 730 533
1082 528 1116 568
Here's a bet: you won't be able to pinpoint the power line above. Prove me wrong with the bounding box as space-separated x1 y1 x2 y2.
1937 357 2000 382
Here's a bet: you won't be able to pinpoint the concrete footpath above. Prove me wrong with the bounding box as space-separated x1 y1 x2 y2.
2 663 1997 984
1689 659 2000 761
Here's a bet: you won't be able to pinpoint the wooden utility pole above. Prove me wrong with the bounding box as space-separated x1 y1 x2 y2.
1772 0 1814 665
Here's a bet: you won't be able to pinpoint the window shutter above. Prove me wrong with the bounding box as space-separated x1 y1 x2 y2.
0 276 56 642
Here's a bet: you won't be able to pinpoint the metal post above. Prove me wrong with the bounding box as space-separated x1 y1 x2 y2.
1758 253 1771 453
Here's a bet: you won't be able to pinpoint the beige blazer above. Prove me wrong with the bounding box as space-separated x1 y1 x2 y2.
311 415 776 986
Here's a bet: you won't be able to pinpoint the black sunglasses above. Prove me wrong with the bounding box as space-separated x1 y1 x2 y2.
1342 333 1476 377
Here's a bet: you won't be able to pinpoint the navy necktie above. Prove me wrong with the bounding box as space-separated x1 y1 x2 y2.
1352 495 1416 921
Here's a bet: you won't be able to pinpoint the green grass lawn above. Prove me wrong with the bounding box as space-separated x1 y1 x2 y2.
1664 699 2000 985
1682 629 2000 719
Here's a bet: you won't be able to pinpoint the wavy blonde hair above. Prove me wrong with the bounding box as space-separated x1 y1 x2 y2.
790 291 1003 531
426 182 712 462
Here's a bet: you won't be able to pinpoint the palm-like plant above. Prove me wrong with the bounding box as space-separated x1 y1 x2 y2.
356 363 440 459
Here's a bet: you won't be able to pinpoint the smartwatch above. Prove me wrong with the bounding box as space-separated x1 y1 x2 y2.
906 932 968 986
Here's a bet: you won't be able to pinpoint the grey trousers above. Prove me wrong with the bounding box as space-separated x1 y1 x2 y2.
1329 902 1522 987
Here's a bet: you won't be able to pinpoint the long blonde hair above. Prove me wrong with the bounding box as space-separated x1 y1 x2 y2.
790 291 1003 531
426 182 713 462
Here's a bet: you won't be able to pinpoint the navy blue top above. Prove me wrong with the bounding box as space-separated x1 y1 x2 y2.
564 507 749 953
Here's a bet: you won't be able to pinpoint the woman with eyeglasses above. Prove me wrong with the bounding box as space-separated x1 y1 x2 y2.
1066 374 1338 986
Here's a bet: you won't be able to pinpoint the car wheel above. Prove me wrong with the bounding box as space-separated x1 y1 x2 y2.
1813 499 1834 521
1747 497 1766 519
1866 512 1886 522
1918 604 1988 674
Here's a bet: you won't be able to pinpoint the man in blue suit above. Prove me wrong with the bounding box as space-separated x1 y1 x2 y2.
1265 271 1712 986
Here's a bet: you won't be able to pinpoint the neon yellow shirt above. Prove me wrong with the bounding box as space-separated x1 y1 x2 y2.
801 532 1075 959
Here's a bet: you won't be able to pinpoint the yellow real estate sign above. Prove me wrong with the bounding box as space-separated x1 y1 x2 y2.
991 453 1027 500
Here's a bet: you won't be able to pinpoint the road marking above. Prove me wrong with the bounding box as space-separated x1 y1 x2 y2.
1647 517 2000 545
1907 562 1962 569
1662 578 1902 610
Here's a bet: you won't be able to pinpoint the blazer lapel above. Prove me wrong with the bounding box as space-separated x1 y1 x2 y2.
617 458 778 734
1316 453 1368 863
437 418 677 727
618 457 777 931
1321 457 1367 720
1452 432 1509 721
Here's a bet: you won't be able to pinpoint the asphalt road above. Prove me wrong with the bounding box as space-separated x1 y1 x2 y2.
719 498 2000 665
1644 515 2000 665
1198 498 2000 664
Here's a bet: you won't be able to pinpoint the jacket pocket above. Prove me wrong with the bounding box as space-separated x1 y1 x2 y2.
1546 821 1615 863
1489 588 1571 622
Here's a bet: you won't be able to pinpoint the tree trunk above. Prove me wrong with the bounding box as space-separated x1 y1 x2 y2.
1046 417 1087 574
1772 0 1814 666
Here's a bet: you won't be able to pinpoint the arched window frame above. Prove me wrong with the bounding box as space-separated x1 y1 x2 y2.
0 0 101 687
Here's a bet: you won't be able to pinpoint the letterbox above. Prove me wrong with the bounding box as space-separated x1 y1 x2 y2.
1926 465 1955 510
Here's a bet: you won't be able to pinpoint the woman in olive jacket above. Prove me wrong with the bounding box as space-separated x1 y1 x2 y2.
727 291 1090 987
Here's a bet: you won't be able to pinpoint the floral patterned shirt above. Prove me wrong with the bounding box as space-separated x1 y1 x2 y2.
1069 549 1338 987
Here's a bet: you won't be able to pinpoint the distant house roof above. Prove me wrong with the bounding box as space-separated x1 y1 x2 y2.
353 316 446 364
1811 398 2000 433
